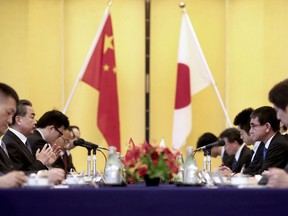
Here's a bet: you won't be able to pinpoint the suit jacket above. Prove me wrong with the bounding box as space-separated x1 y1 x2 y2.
0 147 14 173
28 130 48 156
3 129 47 171
282 133 288 141
66 150 75 172
28 130 66 173
257 132 288 174
52 152 66 171
53 150 75 173
222 151 234 170
243 142 264 176
232 145 252 173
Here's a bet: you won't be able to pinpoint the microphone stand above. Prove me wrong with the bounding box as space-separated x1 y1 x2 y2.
203 149 212 172
207 149 211 172
92 148 97 176
203 150 207 172
87 148 92 176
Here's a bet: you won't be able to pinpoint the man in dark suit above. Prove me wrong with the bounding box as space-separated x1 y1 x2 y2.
0 83 27 187
233 108 265 176
28 109 70 157
249 106 288 174
52 133 69 172
3 99 54 171
1 99 66 185
63 127 76 172
0 143 14 173
196 132 234 170
263 79 288 187
67 125 79 171
257 81 288 188
218 128 252 175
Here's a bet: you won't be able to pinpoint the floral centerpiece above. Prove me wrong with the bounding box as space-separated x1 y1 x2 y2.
122 139 180 184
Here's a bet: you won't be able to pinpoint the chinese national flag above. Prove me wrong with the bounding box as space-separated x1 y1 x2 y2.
82 12 120 151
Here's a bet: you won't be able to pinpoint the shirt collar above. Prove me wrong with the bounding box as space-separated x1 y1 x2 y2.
9 127 27 144
264 133 277 149
36 128 45 139
235 143 246 161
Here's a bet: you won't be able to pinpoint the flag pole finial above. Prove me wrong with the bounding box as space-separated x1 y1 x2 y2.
179 2 185 9
107 0 112 8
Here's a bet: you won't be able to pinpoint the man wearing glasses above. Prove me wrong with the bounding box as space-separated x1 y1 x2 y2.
249 106 288 175
52 129 74 172
27 109 70 166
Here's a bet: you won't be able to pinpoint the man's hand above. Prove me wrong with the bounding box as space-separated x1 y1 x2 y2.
35 144 54 165
0 171 28 188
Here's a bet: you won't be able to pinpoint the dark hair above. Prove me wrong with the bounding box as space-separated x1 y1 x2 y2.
70 125 80 131
37 109 69 129
11 99 32 125
233 108 254 133
219 128 243 145
196 132 218 148
269 79 288 110
0 83 19 104
250 106 280 132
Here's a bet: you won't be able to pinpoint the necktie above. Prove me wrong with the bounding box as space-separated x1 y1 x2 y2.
1 141 9 157
232 158 237 171
25 140 33 154
263 147 268 159
61 153 68 172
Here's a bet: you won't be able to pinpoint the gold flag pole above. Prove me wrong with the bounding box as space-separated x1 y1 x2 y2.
179 2 185 8
107 0 112 8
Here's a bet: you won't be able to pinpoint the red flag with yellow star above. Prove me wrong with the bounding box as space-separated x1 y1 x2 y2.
81 12 120 151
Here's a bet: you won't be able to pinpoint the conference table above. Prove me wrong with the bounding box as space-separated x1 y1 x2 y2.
0 183 287 216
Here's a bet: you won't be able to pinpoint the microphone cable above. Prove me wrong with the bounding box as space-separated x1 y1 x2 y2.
97 148 107 170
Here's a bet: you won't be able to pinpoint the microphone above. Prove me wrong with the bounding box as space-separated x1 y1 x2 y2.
73 138 109 151
196 140 225 151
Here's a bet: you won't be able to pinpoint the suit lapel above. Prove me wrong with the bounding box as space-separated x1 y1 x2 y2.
0 147 13 171
6 130 35 163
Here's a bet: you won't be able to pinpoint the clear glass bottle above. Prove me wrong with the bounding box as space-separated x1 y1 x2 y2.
116 152 126 183
175 153 184 183
183 146 199 184
104 146 121 184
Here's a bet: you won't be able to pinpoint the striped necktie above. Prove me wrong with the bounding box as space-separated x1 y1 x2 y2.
1 141 9 157
25 140 33 154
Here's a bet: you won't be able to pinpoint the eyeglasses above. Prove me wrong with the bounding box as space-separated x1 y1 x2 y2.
250 123 263 129
61 136 70 144
54 126 63 136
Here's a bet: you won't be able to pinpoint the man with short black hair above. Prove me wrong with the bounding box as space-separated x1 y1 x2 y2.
0 83 28 187
196 132 234 169
234 108 264 176
262 80 288 188
3 99 52 171
249 106 288 174
218 128 251 174
28 109 70 157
